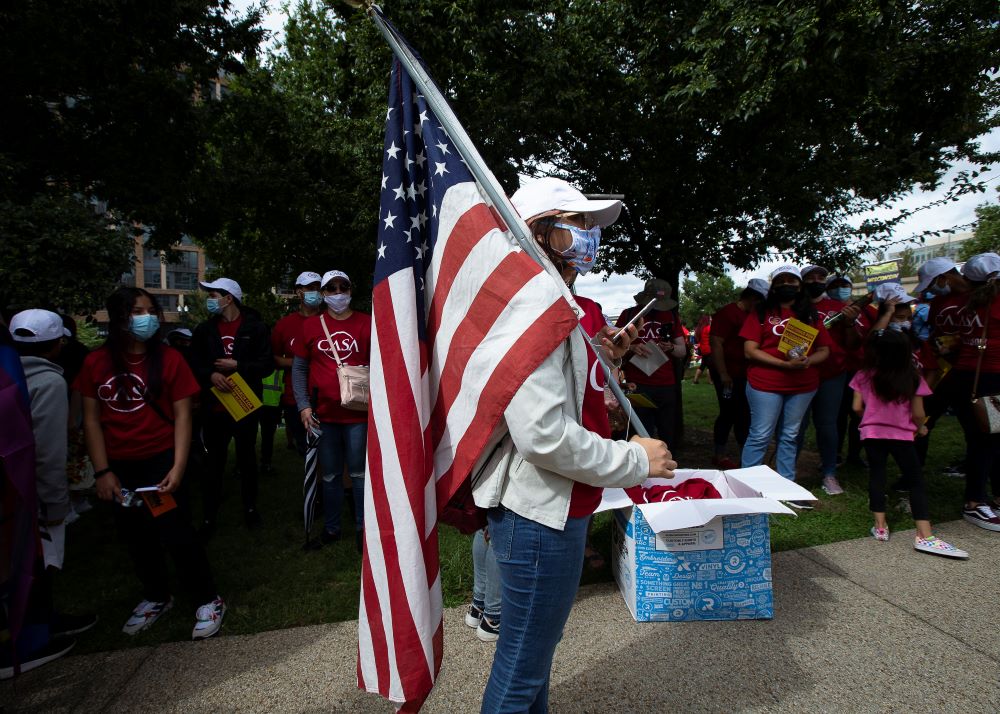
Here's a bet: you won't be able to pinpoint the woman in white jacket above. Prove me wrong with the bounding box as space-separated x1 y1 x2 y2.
475 177 675 713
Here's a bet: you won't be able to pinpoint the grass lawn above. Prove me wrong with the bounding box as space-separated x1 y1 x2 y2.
56 381 968 654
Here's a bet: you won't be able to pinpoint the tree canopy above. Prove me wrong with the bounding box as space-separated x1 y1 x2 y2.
679 273 738 327
959 191 1000 260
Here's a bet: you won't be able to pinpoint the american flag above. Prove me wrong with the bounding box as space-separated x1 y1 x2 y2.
357 52 579 710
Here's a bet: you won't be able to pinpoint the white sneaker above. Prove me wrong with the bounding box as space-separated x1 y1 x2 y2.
122 598 174 635
914 536 969 559
821 476 844 496
192 597 226 640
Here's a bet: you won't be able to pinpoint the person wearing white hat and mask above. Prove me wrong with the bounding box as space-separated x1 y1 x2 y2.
293 270 371 552
707 279 768 468
739 265 833 506
472 176 675 713
191 278 273 534
272 271 323 458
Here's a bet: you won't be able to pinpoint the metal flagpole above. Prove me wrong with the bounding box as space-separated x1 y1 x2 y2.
366 3 650 439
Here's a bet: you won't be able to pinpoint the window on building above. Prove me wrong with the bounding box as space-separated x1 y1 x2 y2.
143 247 162 288
166 250 199 290
158 294 179 313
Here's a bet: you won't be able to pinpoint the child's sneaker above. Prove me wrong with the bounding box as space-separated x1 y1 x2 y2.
914 536 969 559
821 476 844 496
192 597 226 640
476 616 500 643
870 526 889 542
122 598 174 635
464 603 484 629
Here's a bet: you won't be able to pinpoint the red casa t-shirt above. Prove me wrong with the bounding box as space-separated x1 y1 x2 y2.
738 308 833 394
953 294 1000 372
73 346 200 461
617 307 680 386
568 296 609 518
272 312 308 405
811 298 849 379
216 315 242 357
293 311 371 423
697 324 712 356
711 302 749 379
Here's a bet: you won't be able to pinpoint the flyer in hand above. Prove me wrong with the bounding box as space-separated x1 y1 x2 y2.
210 372 262 421
777 319 819 355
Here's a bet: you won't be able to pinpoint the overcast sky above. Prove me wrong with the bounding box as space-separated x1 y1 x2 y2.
237 1 999 316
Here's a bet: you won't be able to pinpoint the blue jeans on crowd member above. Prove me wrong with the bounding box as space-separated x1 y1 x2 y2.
472 528 501 620
742 384 816 481
796 372 847 477
481 507 590 714
318 421 367 535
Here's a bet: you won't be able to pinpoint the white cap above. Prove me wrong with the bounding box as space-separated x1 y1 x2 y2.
295 271 322 287
9 309 71 343
747 278 769 298
874 282 916 304
511 176 623 228
769 264 802 282
961 253 1000 282
168 327 193 339
800 264 829 280
826 274 852 289
321 270 351 287
915 257 956 294
199 277 243 302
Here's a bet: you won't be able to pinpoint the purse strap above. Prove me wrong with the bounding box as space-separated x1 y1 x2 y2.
319 314 346 368
971 310 989 401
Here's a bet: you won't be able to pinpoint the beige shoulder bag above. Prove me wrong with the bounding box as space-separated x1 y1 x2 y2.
320 314 370 411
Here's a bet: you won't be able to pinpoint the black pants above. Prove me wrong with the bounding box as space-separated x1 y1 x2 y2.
915 368 957 466
949 370 1000 503
258 405 281 466
837 371 862 460
283 402 307 458
202 408 260 521
110 449 217 604
863 439 929 520
708 366 749 453
634 383 677 446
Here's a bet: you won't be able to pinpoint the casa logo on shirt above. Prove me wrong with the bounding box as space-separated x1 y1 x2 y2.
221 335 236 356
319 332 359 360
935 305 982 336
769 317 791 336
637 320 667 341
589 360 605 393
96 372 148 413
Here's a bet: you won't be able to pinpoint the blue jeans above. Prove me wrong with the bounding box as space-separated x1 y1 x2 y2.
482 507 589 714
472 528 501 619
742 384 816 481
797 372 847 477
317 421 367 534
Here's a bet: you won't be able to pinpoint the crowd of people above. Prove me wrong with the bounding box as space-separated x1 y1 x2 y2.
3 177 997 711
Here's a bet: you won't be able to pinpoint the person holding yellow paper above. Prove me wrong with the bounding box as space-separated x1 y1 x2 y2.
739 265 833 505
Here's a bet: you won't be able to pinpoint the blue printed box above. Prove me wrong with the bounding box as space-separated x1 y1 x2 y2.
600 467 815 622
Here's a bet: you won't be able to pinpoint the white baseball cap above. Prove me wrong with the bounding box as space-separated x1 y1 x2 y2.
168 327 193 339
747 278 770 298
961 253 1000 283
800 264 829 280
769 264 802 282
9 309 71 343
826 274 852 289
511 176 623 228
295 271 322 287
321 270 351 287
915 257 956 294
200 277 243 302
874 282 916 305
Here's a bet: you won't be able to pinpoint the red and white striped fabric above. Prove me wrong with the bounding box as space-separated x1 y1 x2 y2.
358 57 578 710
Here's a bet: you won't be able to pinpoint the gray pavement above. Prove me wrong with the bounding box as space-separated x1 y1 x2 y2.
3 519 998 713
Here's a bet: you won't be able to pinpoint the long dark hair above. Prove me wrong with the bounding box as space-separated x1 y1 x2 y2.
862 328 919 404
965 277 1000 314
104 287 164 403
756 283 818 325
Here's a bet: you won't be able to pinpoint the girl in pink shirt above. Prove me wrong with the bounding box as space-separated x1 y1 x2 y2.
850 329 967 558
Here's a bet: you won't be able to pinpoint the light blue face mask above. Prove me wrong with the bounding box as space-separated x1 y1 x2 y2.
553 222 601 275
206 297 223 314
302 291 322 308
889 320 911 332
829 287 852 301
929 283 951 297
128 314 160 342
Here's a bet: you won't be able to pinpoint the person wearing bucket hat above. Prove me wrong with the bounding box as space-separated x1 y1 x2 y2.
738 265 833 504
190 277 273 534
707 281 768 468
615 278 688 446
475 176 675 712
272 271 324 458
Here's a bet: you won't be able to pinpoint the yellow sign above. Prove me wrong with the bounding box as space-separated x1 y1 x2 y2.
211 372 262 421
777 319 819 355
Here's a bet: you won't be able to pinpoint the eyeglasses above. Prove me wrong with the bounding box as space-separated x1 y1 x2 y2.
323 282 351 293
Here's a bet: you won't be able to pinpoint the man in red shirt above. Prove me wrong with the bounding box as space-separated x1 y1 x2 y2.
272 271 323 458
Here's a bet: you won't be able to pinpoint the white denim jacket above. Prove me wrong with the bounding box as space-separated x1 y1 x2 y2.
472 326 650 530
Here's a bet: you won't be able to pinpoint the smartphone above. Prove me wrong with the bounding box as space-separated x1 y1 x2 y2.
612 298 657 343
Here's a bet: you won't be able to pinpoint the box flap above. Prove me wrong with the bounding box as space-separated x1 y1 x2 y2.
595 488 634 513
722 465 816 501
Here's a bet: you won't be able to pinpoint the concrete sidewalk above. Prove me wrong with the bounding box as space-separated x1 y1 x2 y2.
3 519 998 713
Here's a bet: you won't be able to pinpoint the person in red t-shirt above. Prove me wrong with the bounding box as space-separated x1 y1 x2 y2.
691 316 712 385
616 278 688 447
739 265 832 504
75 288 225 640
272 271 323 458
708 279 768 468
293 270 371 551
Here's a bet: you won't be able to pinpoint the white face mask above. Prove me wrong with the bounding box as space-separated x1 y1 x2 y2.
325 293 351 313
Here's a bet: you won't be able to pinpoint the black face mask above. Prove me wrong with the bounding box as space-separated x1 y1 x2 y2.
804 282 827 298
773 285 800 302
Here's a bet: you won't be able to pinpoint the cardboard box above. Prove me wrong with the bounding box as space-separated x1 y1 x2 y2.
598 466 815 622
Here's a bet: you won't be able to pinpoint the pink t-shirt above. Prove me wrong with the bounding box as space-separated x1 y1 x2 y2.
849 370 932 441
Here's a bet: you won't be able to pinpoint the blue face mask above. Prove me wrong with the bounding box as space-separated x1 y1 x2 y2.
302 291 322 308
206 297 223 314
889 320 911 332
829 287 852 301
553 223 601 275
929 283 951 297
128 314 160 342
